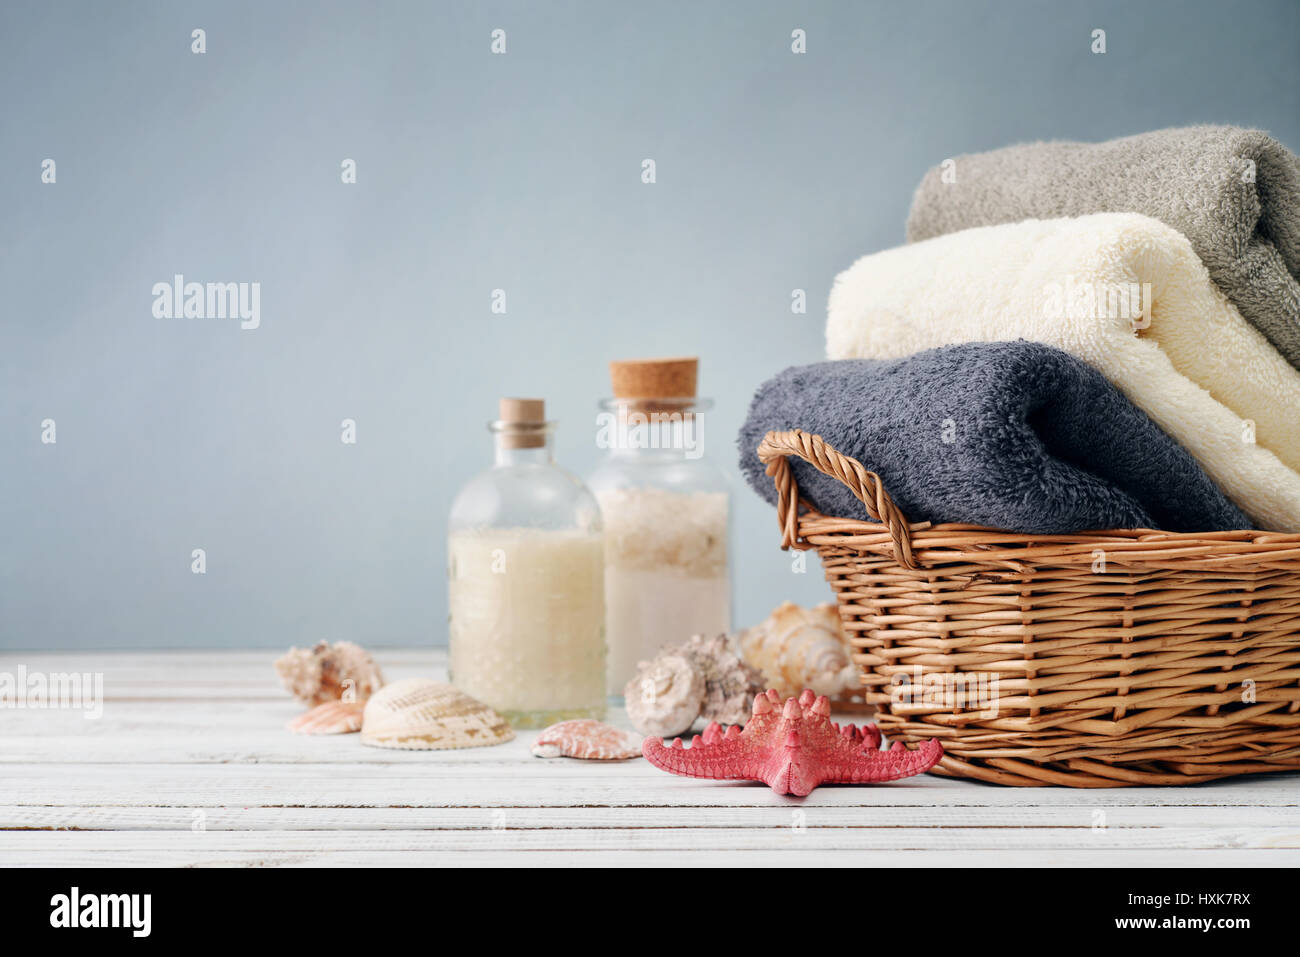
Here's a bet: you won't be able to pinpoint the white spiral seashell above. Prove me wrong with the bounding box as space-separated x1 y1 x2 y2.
736 602 858 699
623 654 706 737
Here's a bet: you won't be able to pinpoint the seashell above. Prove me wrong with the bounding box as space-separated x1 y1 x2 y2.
360 678 514 750
735 602 859 700
673 633 764 726
288 700 365 735
531 720 642 760
623 654 706 738
274 640 385 707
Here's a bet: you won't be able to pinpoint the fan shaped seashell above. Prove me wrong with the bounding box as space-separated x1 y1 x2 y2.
360 678 514 750
288 700 365 735
531 720 642 760
623 653 706 738
735 602 859 700
274 640 385 707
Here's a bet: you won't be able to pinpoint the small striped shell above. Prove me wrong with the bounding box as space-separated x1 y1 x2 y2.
360 679 514 750
531 720 642 760
288 700 365 735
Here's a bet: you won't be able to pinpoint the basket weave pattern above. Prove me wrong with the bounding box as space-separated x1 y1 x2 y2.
758 429 1300 787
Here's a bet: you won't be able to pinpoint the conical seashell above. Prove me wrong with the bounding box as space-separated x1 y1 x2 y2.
360 679 514 750
623 654 706 737
735 602 859 700
288 700 365 735
274 640 385 707
674 633 764 726
531 720 642 760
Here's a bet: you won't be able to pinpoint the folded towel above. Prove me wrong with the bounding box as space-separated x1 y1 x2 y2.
738 342 1250 534
826 213 1300 531
907 126 1300 368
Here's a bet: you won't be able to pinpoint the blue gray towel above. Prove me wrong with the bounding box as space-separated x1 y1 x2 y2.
738 342 1250 534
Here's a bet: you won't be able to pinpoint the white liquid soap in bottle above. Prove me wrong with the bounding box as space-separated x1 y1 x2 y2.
448 398 606 728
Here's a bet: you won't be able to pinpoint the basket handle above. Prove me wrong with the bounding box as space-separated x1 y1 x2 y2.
756 429 916 569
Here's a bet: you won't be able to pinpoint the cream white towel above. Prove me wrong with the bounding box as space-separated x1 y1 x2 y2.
826 213 1300 531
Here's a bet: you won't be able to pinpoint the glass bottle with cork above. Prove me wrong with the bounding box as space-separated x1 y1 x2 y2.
447 397 607 727
587 358 732 699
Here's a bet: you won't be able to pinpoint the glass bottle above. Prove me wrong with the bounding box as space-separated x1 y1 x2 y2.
448 397 606 728
586 358 732 698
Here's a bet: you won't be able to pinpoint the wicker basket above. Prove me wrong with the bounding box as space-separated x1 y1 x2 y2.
757 429 1300 787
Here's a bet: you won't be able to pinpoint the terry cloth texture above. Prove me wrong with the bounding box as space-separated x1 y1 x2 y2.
906 126 1300 367
738 342 1250 534
826 213 1300 531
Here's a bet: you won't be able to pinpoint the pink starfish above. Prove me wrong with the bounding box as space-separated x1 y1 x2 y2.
642 688 943 796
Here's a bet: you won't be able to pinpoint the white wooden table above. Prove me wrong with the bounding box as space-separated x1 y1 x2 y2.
3 650 1299 867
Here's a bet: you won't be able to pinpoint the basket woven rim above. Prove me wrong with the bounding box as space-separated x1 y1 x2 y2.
798 517 1300 569
756 428 1300 570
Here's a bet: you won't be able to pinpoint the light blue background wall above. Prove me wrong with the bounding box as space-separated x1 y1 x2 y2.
3 0 1299 649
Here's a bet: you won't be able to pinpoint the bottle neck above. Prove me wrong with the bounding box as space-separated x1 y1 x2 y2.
494 434 556 467
599 409 705 461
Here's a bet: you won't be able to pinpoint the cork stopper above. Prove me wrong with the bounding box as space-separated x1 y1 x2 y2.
609 357 698 401
496 397 547 449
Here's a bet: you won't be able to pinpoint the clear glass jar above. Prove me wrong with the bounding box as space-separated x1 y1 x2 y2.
588 396 732 698
448 400 606 728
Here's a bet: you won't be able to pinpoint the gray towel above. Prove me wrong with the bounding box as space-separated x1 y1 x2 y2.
738 341 1250 534
907 126 1300 368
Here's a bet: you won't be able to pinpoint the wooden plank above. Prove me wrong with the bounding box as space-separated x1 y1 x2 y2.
8 727 1300 798
5 763 1298 808
0 650 441 670
2 803 1296 832
0 703 848 738
0 705 317 735
1 827 1298 852
2 848 1293 867
2 700 640 736
0 649 446 701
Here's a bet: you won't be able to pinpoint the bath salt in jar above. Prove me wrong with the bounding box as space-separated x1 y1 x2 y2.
448 398 606 728
587 358 732 698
